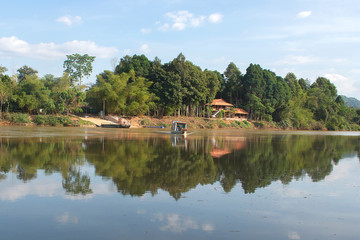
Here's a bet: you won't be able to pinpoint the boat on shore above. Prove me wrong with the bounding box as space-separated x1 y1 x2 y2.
170 121 187 135
99 123 130 128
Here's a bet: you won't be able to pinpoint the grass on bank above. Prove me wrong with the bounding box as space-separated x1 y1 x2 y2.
1 113 92 127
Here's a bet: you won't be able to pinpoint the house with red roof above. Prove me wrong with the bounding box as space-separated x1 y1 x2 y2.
207 99 248 119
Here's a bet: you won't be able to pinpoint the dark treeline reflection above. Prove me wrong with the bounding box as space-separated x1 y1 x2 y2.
0 134 359 199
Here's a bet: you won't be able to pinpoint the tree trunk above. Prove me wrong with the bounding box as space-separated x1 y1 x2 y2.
103 100 106 117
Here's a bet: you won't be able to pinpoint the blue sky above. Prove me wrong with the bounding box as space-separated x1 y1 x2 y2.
1 0 360 98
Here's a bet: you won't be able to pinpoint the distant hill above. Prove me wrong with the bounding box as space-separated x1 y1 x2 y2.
341 95 360 108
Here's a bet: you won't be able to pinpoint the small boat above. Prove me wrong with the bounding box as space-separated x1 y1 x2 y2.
170 121 187 135
100 123 130 128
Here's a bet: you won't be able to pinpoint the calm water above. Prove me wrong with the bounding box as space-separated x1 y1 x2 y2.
0 126 359 240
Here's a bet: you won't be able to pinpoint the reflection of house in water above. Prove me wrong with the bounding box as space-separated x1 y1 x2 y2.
210 137 246 158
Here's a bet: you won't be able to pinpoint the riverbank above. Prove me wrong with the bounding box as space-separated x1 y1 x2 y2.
0 113 259 129
1 113 359 130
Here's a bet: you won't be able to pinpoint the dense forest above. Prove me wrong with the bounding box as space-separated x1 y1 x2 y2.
1 53 360 130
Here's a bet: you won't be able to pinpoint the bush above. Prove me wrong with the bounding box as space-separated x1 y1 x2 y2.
253 122 264 128
309 121 325 130
140 119 151 125
230 121 240 128
217 120 228 128
33 115 73 126
4 113 31 123
33 115 46 125
205 121 216 129
58 116 73 126
241 120 251 128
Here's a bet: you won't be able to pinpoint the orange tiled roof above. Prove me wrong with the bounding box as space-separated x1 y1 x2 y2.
208 99 233 107
234 108 249 115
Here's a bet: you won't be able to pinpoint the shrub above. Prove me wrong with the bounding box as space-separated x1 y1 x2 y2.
253 122 264 128
217 120 228 128
4 113 31 123
230 121 239 128
58 116 72 126
309 121 325 130
33 115 46 125
33 115 73 126
241 120 251 128
206 121 216 129
140 119 151 125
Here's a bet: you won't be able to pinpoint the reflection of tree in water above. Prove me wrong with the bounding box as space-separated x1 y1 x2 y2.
0 173 6 181
84 137 217 200
0 137 92 195
0 134 359 199
84 134 359 198
216 135 359 193
63 167 92 195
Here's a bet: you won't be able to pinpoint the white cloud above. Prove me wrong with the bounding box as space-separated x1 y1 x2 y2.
138 44 151 54
56 15 82 26
159 11 222 31
288 231 301 239
275 55 318 65
0 180 61 201
208 13 223 23
297 11 312 19
0 36 118 59
158 23 170 31
325 161 352 182
55 212 79 224
202 224 215 232
159 214 199 233
0 174 115 201
123 49 131 55
152 213 215 233
324 73 359 97
141 28 152 34
166 11 205 31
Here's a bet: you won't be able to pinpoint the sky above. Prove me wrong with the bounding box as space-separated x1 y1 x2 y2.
1 0 360 99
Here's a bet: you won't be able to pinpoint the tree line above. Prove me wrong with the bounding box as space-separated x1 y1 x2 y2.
1 53 360 130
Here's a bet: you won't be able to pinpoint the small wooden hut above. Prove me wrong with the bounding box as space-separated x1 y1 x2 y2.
207 99 248 119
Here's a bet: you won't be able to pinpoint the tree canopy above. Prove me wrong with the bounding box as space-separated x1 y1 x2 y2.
63 53 96 87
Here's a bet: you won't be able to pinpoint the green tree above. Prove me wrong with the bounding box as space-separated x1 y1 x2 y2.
149 59 182 116
17 65 38 83
0 75 13 114
306 77 338 124
63 53 96 87
52 87 85 114
243 64 265 102
165 53 208 116
115 54 152 78
123 70 157 116
0 65 8 77
86 71 128 115
15 75 52 114
224 62 242 105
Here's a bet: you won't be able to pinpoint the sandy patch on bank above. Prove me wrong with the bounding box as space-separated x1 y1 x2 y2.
79 117 114 126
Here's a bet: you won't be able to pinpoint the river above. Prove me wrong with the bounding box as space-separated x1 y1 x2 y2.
0 126 359 240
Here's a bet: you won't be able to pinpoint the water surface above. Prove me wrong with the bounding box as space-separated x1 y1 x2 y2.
0 127 359 240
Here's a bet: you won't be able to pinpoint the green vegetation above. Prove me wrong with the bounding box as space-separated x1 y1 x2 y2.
33 115 73 126
4 113 31 123
1 52 360 130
